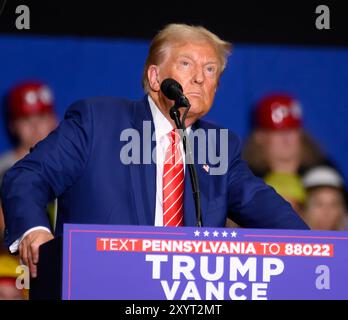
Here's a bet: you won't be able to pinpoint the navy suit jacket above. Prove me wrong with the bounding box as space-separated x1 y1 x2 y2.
1 96 308 247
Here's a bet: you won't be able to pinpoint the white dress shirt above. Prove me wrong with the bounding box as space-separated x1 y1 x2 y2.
148 95 189 226
9 95 189 252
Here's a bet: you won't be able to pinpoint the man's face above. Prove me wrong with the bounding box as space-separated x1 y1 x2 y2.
153 42 220 123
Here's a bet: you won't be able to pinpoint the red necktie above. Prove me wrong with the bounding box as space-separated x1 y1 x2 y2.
163 130 184 227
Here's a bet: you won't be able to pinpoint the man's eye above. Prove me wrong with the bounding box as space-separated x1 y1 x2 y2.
206 66 216 73
180 61 190 66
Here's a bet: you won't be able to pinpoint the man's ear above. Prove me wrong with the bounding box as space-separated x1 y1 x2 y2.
147 65 161 92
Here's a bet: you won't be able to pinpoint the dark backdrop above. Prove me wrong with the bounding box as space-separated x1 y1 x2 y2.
0 0 346 46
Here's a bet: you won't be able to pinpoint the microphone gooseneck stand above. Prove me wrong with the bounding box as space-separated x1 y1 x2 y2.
169 104 202 227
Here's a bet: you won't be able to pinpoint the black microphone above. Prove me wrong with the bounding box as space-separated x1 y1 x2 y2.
160 78 202 228
160 78 190 108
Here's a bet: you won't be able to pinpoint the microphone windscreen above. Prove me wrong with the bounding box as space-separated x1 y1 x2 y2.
160 78 183 100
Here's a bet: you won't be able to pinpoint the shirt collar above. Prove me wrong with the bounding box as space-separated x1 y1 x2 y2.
147 95 191 140
148 95 173 140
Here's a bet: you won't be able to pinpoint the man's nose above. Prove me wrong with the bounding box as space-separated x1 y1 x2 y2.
192 67 204 84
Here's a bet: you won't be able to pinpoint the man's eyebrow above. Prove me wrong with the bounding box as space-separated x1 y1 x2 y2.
177 54 194 60
177 54 219 65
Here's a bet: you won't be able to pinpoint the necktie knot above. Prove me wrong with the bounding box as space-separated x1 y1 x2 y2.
168 129 181 146
165 129 182 165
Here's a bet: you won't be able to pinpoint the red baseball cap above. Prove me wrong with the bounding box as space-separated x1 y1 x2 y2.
8 81 55 120
255 93 302 130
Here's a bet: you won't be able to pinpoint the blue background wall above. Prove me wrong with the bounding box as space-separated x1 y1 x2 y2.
0 35 347 181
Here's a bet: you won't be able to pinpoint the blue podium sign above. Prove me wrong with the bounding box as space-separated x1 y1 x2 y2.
62 224 348 300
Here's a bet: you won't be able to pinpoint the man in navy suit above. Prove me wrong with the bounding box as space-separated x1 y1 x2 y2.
1 24 308 278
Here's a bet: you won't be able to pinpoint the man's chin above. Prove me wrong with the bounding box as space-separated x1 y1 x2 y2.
182 109 208 126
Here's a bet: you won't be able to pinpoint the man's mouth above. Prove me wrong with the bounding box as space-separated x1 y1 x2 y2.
186 92 202 97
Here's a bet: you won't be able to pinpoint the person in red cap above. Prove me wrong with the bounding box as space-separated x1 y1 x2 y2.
243 93 325 178
241 93 326 217
0 81 58 243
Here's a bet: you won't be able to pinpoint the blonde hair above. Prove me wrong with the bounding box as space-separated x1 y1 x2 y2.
142 23 232 92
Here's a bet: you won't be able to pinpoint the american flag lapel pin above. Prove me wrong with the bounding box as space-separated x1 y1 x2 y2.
202 164 210 173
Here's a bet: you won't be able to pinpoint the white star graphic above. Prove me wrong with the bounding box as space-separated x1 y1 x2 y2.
194 230 200 237
222 231 228 237
203 230 210 237
231 231 237 238
213 231 219 237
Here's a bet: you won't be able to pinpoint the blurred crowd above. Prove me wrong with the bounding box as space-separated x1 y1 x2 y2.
241 93 348 230
0 81 58 300
0 81 347 300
